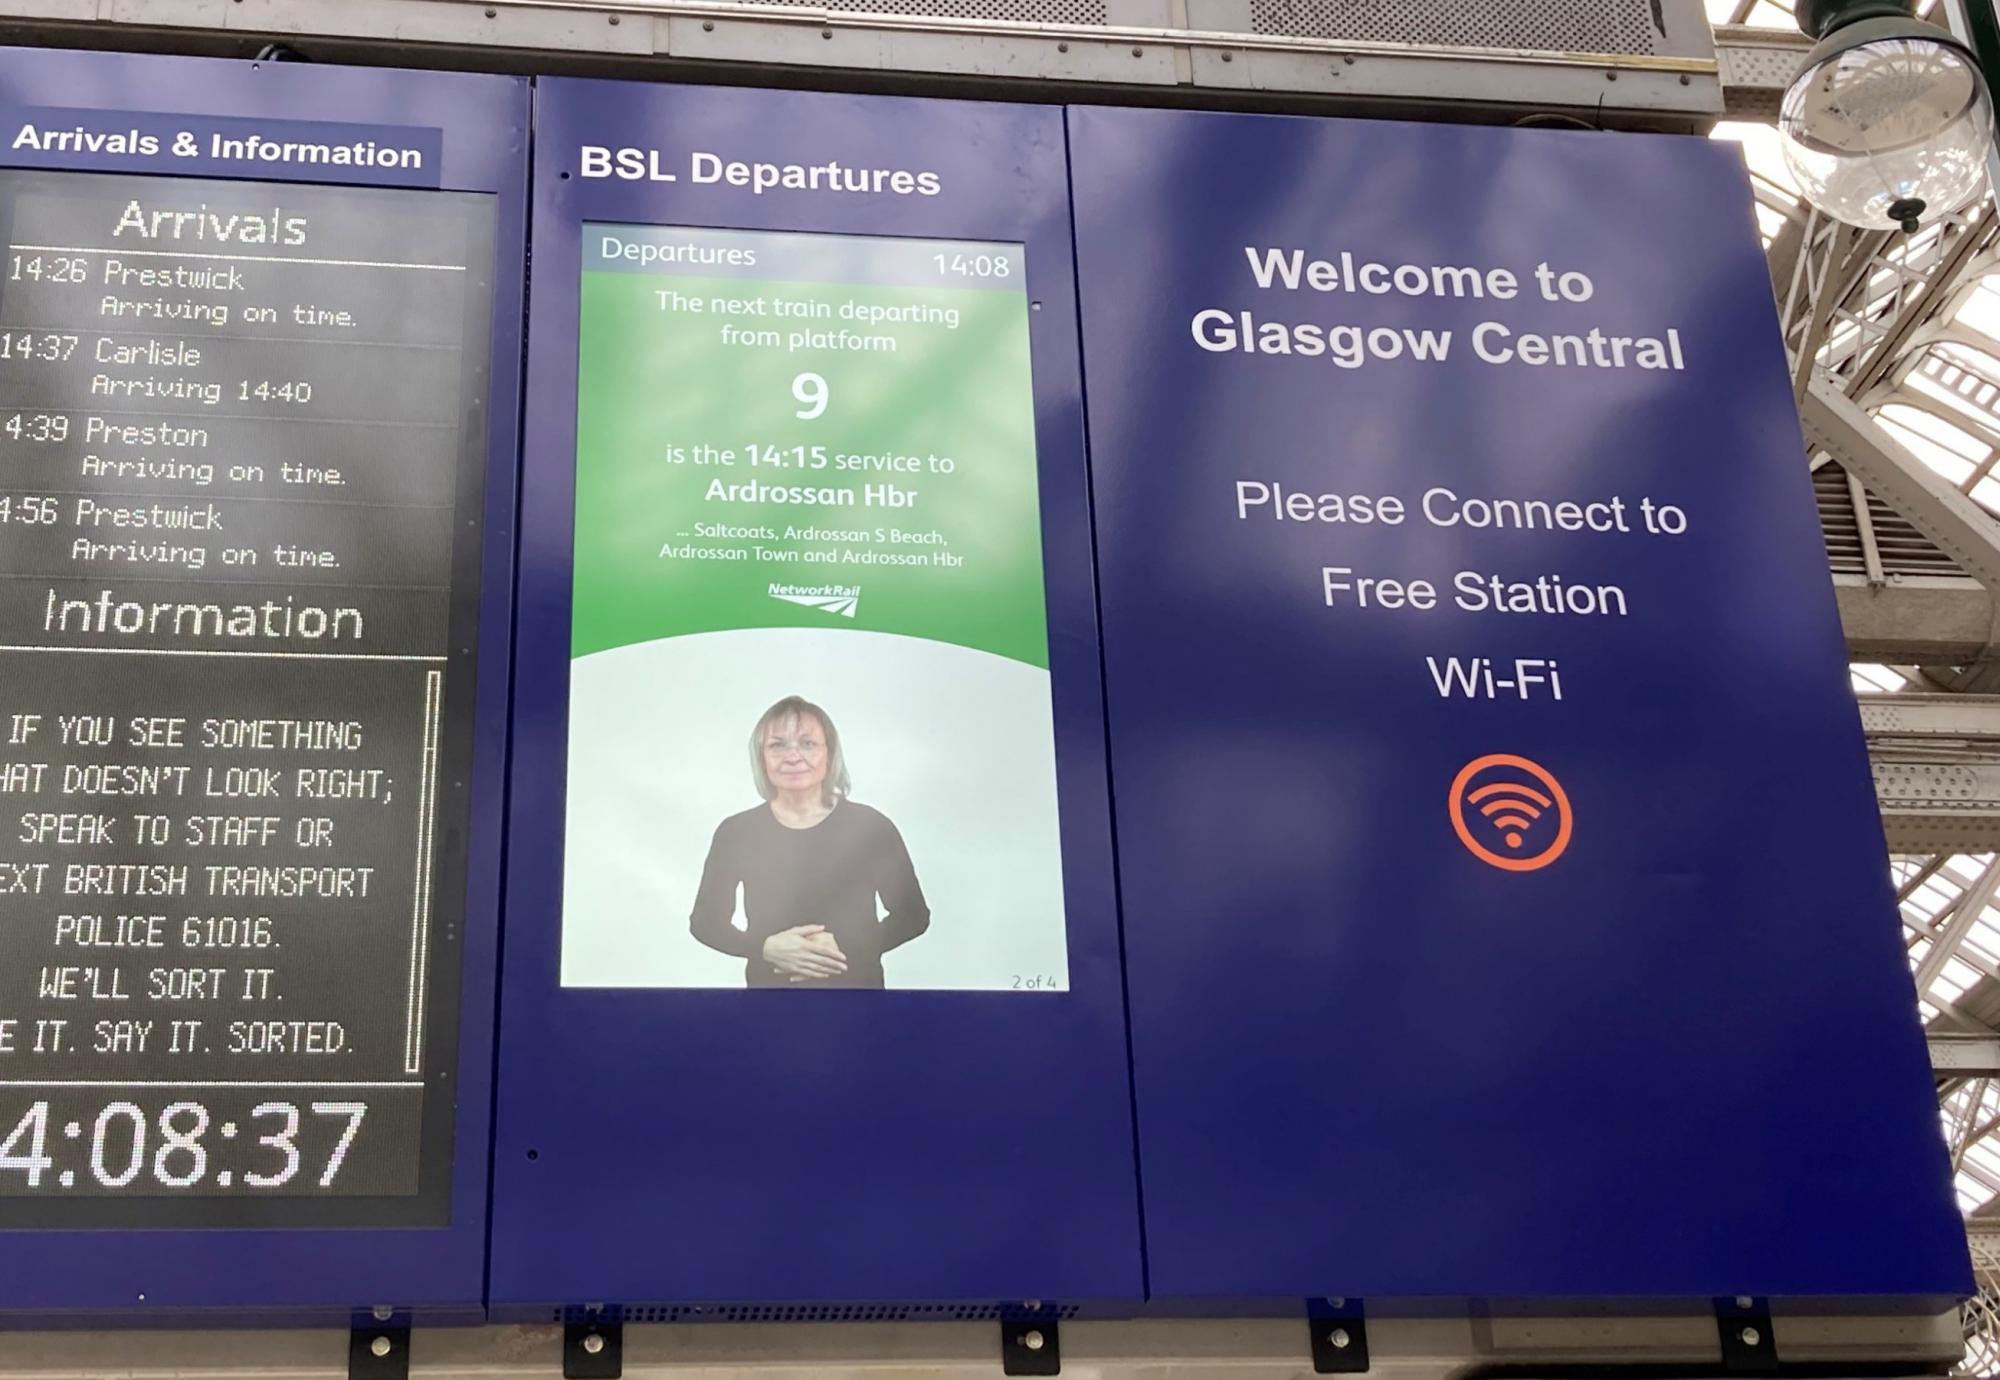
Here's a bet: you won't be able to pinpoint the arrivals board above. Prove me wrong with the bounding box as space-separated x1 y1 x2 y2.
0 169 488 1222
1069 106 1971 1303
490 79 1141 1313
0 48 525 1318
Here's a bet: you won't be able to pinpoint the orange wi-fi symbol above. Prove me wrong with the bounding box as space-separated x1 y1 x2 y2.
1469 781 1553 850
1448 754 1572 872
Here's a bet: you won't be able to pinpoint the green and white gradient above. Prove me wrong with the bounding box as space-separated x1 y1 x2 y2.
561 224 1069 990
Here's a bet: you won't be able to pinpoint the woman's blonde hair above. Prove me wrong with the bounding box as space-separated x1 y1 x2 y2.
749 695 850 806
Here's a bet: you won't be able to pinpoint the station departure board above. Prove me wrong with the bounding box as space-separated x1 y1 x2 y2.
0 169 494 1228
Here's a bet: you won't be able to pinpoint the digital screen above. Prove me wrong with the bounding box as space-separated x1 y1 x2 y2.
560 224 1071 992
0 170 493 1227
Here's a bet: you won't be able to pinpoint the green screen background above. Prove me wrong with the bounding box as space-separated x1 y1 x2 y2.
571 262 1051 669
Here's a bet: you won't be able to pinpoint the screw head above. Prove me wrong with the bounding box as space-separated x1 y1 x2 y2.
1056 40 1068 50
1740 1327 1761 1347
1330 1328 1351 1349
1328 1297 1346 1308
1023 1330 1045 1351
372 1305 393 1321
703 19 713 27
1221 50 1233 61
1734 1296 1754 1309
370 1336 392 1358
582 1333 605 1355
1131 46 1143 56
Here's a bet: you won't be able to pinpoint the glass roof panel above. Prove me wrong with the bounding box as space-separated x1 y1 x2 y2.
1955 279 2000 338
1707 0 1797 27
1852 664 1909 693
1877 407 1982 485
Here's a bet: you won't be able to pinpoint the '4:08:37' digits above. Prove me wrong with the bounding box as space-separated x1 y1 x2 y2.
0 1099 366 1191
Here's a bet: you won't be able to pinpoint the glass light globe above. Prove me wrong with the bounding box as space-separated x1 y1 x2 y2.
1779 17 1994 230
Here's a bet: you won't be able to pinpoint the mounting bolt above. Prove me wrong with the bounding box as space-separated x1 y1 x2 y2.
822 27 833 36
703 20 714 27
1131 45 1142 55
1606 70 1618 80
608 11 619 21
370 1336 392 1358
1740 1327 1761 1347
582 1333 605 1355
1330 1329 1351 1349
1328 1298 1345 1308
1221 50 1233 60
1056 40 1068 49
372 1306 393 1321
1734 1297 1754 1309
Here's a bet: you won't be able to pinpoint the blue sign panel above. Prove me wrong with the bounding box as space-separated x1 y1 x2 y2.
488 79 1140 1314
0 48 526 1320
1068 106 1969 1304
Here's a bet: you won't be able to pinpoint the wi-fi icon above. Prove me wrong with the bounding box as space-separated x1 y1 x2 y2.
1468 781 1555 850
1448 754 1571 872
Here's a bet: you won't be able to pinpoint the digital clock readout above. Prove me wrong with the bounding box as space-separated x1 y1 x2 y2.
0 1096 370 1192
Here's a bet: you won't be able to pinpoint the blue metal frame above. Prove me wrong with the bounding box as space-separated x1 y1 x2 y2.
0 47 527 1323
1067 103 1971 1310
489 77 1142 1316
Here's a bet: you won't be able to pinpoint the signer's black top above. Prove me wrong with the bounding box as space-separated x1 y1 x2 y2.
688 799 930 988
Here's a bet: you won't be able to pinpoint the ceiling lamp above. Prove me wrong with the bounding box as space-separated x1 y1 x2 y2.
1779 0 1995 232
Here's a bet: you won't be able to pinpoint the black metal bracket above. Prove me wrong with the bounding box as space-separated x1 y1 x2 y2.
1309 1299 1369 1374
564 1319 623 1378
347 1324 410 1380
1001 1316 1061 1376
1716 1296 1779 1373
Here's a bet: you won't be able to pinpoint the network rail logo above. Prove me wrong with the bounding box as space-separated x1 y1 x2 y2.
768 583 860 618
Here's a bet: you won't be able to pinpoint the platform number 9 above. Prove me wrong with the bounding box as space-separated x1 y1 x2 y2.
792 372 829 421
